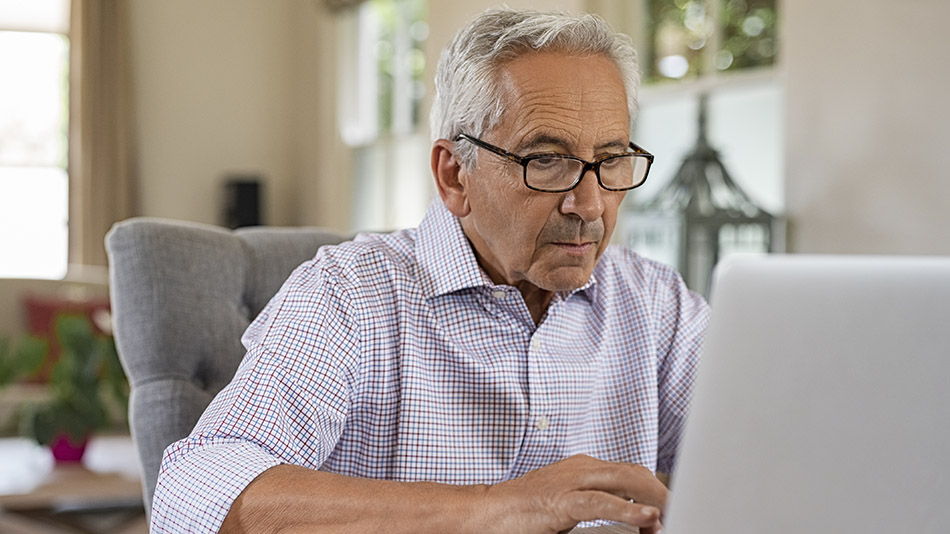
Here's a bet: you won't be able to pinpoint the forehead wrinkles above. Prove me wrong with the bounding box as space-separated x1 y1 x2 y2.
494 54 629 150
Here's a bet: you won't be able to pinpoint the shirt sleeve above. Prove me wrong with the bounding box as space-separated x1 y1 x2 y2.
654 270 709 474
150 259 363 533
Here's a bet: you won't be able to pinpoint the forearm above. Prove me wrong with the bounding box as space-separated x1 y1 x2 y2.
220 464 489 534
220 455 667 534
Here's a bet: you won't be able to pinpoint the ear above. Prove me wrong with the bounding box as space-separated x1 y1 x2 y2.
431 139 471 217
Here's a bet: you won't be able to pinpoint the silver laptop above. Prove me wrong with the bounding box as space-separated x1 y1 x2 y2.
665 254 950 533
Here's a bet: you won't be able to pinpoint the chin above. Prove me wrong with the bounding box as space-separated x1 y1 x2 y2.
537 268 594 293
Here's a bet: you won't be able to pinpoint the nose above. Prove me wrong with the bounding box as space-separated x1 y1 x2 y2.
560 168 604 222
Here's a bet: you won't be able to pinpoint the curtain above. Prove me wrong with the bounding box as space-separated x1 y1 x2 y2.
68 0 136 268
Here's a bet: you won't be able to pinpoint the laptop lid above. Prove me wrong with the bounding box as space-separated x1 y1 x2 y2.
664 254 950 533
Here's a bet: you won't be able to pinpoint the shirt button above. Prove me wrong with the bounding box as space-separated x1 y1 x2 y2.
536 416 550 431
491 289 506 299
530 338 542 351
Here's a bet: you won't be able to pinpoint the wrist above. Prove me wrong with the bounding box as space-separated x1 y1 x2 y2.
459 484 495 534
414 482 494 534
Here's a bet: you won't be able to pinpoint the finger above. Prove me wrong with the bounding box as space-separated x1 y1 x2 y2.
563 490 663 529
615 465 668 510
569 460 668 510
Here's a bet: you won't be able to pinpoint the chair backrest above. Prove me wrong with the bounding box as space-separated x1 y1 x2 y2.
105 217 347 515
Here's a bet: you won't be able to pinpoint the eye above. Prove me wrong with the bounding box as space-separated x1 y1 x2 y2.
529 155 562 169
600 156 622 169
600 153 633 168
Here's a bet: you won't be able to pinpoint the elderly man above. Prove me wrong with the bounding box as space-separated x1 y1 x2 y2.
151 8 708 534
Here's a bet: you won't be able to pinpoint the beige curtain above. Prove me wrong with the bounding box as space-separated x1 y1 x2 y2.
68 0 136 268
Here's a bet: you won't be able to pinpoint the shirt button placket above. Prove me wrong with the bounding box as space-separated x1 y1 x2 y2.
528 336 550 438
535 416 549 431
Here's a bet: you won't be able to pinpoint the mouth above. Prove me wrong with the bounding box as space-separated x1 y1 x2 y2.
552 241 596 257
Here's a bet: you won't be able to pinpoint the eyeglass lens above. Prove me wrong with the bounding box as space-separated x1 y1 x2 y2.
525 154 649 191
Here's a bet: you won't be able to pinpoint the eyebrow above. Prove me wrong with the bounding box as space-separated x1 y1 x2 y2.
516 134 629 155
516 134 568 153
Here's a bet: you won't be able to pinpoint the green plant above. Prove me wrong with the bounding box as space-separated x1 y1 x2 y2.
0 332 48 436
18 314 129 445
0 334 47 388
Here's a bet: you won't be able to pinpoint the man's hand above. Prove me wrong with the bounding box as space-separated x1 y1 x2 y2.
221 455 666 534
481 454 667 534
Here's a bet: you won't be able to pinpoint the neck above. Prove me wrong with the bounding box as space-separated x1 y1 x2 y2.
458 227 555 325
515 282 555 325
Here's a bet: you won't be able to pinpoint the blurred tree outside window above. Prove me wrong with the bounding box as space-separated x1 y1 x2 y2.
339 0 431 232
339 0 427 145
646 0 778 82
370 0 428 136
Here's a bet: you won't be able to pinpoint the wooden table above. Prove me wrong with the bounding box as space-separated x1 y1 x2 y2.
0 435 148 534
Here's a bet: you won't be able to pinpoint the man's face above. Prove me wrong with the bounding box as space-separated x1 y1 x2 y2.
457 52 630 294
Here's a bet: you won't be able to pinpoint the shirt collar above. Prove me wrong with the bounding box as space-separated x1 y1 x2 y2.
416 199 600 300
417 200 493 298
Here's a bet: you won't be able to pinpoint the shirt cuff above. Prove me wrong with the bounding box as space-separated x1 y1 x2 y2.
150 438 283 534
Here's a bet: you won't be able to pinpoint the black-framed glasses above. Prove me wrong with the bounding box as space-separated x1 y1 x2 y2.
454 133 654 193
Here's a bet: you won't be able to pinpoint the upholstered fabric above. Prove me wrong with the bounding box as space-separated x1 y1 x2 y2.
105 218 346 515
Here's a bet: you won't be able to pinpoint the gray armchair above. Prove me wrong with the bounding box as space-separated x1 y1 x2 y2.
105 218 347 515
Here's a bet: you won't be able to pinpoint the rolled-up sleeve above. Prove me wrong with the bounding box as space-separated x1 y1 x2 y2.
150 259 361 533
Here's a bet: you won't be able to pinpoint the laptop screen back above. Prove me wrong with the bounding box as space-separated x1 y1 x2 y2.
664 255 950 533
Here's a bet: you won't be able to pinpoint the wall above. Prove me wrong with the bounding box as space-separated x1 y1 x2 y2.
291 4 353 229
782 0 950 254
129 0 302 228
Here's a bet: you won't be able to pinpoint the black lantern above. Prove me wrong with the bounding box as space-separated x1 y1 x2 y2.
621 95 783 296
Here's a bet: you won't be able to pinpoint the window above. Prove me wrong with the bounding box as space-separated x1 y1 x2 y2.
0 0 71 279
338 0 432 231
611 0 783 253
646 0 778 82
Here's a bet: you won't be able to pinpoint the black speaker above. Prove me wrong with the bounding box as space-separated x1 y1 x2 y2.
222 177 263 229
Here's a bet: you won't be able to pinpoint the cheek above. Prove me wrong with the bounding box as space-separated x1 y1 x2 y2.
471 169 535 228
466 166 566 262
493 198 547 252
599 192 625 242
603 194 622 226
483 195 555 264
467 176 526 242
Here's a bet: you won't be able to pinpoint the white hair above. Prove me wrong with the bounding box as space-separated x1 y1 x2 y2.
429 7 641 169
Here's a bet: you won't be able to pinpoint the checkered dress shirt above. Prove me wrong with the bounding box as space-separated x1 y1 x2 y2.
150 201 708 533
